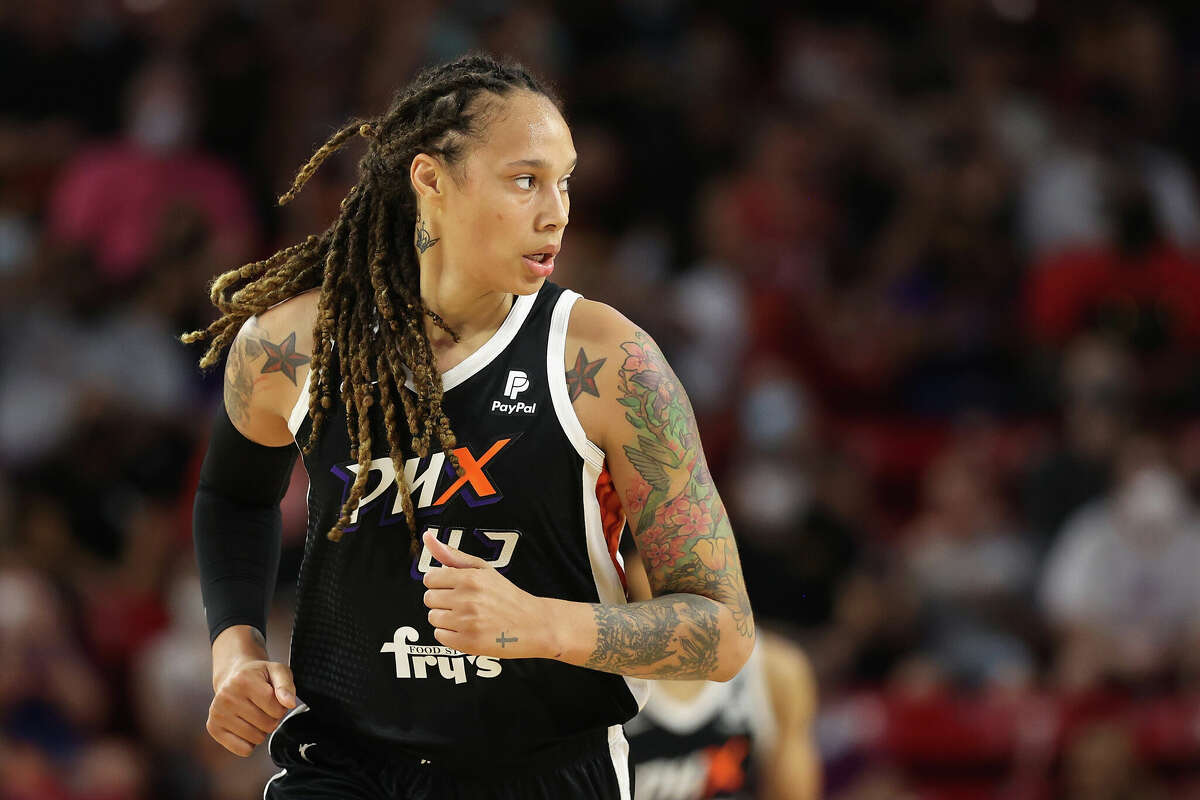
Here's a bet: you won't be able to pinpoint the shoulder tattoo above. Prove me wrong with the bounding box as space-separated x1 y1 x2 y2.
566 347 606 402
224 320 311 426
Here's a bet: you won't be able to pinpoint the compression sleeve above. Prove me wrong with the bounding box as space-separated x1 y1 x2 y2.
193 400 298 643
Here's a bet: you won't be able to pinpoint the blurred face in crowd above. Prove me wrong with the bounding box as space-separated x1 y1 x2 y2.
1062 336 1133 458
412 90 574 296
924 451 991 536
124 59 198 155
1116 465 1189 549
1113 436 1190 548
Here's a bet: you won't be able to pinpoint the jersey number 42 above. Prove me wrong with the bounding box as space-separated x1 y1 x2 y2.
414 526 522 574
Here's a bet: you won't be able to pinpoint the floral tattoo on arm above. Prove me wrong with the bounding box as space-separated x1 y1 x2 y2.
583 333 754 679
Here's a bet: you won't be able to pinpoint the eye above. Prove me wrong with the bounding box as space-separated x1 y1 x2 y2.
515 176 534 190
559 175 572 192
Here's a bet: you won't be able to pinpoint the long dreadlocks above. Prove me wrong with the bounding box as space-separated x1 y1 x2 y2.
182 54 558 548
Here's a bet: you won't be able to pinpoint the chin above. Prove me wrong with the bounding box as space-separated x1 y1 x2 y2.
513 273 547 294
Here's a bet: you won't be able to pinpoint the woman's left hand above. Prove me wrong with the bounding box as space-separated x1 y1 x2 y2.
420 530 553 659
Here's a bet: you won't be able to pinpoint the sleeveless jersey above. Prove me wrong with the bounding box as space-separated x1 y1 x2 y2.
626 644 774 800
284 281 648 763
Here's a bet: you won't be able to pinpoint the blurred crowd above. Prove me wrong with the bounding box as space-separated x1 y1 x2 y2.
2 0 1199 798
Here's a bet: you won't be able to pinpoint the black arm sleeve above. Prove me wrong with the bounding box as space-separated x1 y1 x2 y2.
193 400 298 644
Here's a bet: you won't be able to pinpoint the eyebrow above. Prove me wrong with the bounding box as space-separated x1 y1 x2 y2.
506 157 578 171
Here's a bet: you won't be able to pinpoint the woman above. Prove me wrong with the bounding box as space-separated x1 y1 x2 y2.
184 54 753 800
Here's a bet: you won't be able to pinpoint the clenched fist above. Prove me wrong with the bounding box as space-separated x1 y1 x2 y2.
208 629 297 757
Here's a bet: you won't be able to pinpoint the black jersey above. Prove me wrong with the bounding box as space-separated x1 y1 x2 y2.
626 645 773 800
284 281 648 767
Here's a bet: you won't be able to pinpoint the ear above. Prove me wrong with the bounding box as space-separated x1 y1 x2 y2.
409 153 444 209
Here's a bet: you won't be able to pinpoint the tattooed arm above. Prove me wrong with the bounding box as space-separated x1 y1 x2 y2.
202 292 317 758
545 300 755 681
221 291 318 446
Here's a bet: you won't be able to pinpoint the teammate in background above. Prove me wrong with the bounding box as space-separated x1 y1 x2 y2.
182 54 753 799
624 545 820 800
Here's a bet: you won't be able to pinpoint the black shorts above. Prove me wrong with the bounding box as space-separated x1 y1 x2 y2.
263 704 633 800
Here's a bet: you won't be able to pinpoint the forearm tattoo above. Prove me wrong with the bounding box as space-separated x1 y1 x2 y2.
585 595 720 679
617 333 754 639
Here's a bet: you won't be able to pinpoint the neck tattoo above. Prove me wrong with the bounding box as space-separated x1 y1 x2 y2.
415 215 440 254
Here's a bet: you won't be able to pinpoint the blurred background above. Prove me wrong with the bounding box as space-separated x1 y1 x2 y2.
1 0 1199 797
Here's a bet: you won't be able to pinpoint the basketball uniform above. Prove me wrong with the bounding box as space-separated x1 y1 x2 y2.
626 644 774 800
265 282 648 799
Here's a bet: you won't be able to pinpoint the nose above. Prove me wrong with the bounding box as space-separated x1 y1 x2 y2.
538 184 568 231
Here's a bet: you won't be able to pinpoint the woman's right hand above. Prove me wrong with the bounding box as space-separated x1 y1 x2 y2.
208 625 297 757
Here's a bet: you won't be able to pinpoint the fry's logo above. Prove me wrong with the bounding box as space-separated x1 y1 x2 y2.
331 436 516 529
380 626 501 684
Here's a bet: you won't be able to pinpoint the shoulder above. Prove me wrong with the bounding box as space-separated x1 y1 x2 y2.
561 297 676 454
231 287 320 371
223 288 320 446
563 297 640 344
760 632 817 725
255 287 321 333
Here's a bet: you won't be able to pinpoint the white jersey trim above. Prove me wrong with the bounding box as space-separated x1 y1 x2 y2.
639 679 733 735
286 291 537 437
262 769 286 799
266 700 310 754
608 723 633 800
287 368 313 437
262 701 309 799
405 290 538 393
582 458 651 712
547 290 605 470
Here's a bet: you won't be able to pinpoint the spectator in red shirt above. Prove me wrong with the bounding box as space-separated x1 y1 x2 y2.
1026 175 1200 352
46 55 257 285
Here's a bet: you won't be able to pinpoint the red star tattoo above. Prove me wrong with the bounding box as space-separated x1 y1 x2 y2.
259 331 310 385
566 347 606 402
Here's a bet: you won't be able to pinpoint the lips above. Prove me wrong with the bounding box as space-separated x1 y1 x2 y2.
522 245 558 277
522 253 555 276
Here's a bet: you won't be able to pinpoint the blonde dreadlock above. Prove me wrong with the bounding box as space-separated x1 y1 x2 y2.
182 54 559 549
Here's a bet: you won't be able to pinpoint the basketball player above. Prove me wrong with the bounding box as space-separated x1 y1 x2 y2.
183 55 754 800
623 549 820 800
